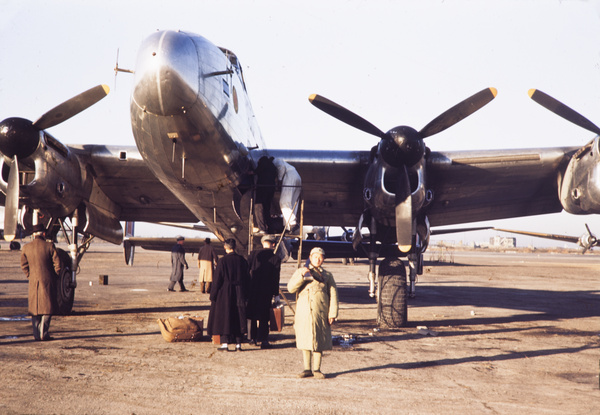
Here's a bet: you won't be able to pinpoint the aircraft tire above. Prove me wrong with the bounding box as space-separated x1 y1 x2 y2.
377 257 407 328
55 248 75 315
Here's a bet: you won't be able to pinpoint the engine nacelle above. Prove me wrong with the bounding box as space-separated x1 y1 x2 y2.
363 156 429 227
559 137 600 215
0 130 87 219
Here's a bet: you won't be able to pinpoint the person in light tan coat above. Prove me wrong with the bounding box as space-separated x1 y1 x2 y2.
20 225 62 341
287 247 338 379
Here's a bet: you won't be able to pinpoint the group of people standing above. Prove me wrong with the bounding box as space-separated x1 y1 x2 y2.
20 224 339 379
169 235 339 379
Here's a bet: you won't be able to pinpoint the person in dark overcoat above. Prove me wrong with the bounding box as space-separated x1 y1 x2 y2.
207 238 250 351
168 236 189 292
247 235 281 349
20 224 62 341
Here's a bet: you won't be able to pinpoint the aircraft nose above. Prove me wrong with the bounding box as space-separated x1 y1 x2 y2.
132 30 199 116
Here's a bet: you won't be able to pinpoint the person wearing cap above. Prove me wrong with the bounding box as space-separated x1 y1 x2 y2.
247 234 281 349
287 246 338 379
20 224 62 341
207 239 250 351
197 238 218 293
168 236 189 292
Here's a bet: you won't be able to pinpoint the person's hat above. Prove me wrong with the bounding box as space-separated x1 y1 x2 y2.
261 235 276 244
204 237 211 243
176 235 185 241
32 224 45 233
309 247 325 257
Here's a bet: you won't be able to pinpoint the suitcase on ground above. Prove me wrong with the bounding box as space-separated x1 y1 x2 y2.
158 316 204 342
270 304 284 332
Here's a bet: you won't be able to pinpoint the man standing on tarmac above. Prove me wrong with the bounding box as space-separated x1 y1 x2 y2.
168 236 189 292
247 235 281 349
20 224 62 341
197 238 218 293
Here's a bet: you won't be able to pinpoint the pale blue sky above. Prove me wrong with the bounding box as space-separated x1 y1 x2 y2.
1 0 600 247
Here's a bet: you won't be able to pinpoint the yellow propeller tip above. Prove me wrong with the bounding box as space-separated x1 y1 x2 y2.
102 84 111 95
308 94 317 102
398 244 412 253
489 87 498 97
528 89 537 98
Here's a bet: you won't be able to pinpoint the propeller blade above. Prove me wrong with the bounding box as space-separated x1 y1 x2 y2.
309 94 386 138
528 89 600 136
419 87 497 139
33 84 110 130
394 165 413 252
4 156 19 241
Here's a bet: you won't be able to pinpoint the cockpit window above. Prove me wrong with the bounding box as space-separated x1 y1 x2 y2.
219 47 246 90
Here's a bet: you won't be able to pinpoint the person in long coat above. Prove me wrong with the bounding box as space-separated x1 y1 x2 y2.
287 246 338 379
20 225 62 341
207 239 250 351
168 236 189 292
247 235 281 348
197 238 218 293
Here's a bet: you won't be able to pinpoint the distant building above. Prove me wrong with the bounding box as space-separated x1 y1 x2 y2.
490 235 516 248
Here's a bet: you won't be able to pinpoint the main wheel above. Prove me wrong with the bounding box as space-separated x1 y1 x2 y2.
55 248 75 315
377 257 407 328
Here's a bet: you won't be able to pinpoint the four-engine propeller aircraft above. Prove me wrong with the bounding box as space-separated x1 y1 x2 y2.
2 30 600 325
494 224 599 254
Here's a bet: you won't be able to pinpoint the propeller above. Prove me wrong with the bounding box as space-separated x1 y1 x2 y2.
309 88 497 250
33 84 110 130
528 89 600 136
0 85 110 241
582 223 598 254
3 156 19 241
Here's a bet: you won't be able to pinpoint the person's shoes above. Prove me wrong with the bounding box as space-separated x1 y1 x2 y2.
167 288 175 292
235 344 242 351
248 339 257 346
297 370 313 378
260 342 272 349
217 344 228 351
42 336 54 341
312 370 325 379
179 288 189 292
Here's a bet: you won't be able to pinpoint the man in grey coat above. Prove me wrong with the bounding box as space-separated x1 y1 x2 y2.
168 236 189 292
20 224 62 341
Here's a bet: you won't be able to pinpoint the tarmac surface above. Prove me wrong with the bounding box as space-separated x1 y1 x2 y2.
1 242 599 414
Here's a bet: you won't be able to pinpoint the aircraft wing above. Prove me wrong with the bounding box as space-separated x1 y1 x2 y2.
423 147 576 226
267 149 369 227
270 146 576 229
70 145 197 223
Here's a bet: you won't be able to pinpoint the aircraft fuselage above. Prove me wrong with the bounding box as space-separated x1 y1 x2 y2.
130 30 265 243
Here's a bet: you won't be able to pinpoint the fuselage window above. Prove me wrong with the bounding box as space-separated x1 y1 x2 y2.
222 78 230 97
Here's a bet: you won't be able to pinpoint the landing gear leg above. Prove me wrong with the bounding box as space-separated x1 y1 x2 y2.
368 216 377 298
407 252 421 299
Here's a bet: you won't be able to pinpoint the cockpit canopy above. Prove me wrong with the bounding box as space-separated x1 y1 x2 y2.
219 47 246 90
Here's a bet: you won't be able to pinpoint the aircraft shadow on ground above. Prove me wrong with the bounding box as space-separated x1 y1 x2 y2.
71 305 211 316
330 281 598 325
327 343 598 378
